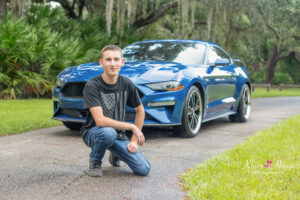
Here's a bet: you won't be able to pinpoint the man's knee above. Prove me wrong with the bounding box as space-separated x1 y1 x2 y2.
94 127 117 145
134 162 151 176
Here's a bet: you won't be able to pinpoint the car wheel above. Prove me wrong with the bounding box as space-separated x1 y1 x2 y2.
174 86 203 138
229 84 251 122
63 121 83 131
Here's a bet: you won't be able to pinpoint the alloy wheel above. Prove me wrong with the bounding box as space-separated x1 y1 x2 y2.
187 90 202 134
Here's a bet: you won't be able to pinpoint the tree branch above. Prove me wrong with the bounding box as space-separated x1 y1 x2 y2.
133 1 179 28
78 0 85 18
256 6 280 40
51 0 78 19
194 21 207 26
265 23 280 40
293 35 300 40
72 0 76 10
275 50 300 63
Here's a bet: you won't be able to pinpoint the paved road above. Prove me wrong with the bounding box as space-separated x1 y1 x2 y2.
1 97 300 200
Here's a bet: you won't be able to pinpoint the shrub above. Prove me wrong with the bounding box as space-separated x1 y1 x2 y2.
272 72 293 85
0 16 81 98
250 71 265 83
0 4 144 99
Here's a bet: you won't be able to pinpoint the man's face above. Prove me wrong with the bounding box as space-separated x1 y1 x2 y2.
99 50 125 77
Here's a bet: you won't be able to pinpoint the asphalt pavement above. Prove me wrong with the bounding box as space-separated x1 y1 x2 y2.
0 97 300 200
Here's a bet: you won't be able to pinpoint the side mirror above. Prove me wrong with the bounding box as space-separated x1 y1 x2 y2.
232 59 241 63
233 59 247 68
209 58 229 67
211 58 229 67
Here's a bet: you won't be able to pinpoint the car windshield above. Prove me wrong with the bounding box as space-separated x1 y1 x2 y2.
122 42 206 65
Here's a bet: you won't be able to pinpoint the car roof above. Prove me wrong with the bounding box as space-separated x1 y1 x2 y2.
132 39 218 47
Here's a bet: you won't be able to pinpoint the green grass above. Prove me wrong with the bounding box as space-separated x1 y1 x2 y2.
0 99 62 136
251 87 300 98
181 114 300 200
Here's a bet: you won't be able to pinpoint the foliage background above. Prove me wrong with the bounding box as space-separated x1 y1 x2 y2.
0 0 299 99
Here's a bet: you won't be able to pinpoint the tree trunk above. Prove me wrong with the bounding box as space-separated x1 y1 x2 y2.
0 0 6 22
116 0 125 36
180 0 189 38
265 44 279 84
206 0 214 41
11 0 26 17
129 0 138 25
188 0 195 38
265 43 297 83
105 0 113 36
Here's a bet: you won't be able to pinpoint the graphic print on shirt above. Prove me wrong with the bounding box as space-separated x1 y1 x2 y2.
100 91 127 121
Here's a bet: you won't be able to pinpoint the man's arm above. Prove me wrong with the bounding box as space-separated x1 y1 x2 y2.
130 104 145 145
90 106 137 131
127 104 145 153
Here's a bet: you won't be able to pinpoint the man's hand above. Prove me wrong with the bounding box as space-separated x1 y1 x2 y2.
132 125 145 145
127 141 138 153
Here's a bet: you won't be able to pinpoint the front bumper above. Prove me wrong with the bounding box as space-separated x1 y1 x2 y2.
52 85 185 127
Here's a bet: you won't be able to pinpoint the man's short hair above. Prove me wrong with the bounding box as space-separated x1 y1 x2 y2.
100 45 122 58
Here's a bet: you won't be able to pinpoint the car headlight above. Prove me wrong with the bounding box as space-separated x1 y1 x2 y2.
56 78 64 87
146 81 183 91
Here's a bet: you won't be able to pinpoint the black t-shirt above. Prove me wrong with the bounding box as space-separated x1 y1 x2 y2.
80 75 141 140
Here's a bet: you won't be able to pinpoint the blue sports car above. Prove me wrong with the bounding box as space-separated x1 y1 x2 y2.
52 39 251 137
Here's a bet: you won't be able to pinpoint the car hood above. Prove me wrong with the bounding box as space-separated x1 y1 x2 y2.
60 61 187 84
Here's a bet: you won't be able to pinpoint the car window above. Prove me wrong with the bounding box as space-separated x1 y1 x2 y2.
123 42 206 65
207 46 232 65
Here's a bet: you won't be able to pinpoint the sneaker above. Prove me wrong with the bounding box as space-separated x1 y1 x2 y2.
109 152 121 167
86 155 103 177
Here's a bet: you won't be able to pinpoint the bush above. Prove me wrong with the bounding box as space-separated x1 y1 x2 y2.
280 55 300 84
0 16 81 99
249 70 265 84
0 17 51 99
0 4 145 99
272 72 293 85
250 70 294 85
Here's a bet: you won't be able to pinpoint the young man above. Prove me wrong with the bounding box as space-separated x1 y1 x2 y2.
80 45 150 177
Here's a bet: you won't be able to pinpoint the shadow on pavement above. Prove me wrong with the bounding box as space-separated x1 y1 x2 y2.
50 117 232 140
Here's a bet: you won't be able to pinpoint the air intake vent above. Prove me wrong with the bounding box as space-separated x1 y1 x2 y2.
61 82 86 98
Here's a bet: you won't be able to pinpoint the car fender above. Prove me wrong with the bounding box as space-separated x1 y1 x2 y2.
176 77 206 121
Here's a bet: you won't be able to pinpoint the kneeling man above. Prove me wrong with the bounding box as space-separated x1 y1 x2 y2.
80 45 150 177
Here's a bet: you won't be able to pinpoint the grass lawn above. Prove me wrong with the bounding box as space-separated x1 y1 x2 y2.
0 99 62 136
181 114 300 200
251 87 300 98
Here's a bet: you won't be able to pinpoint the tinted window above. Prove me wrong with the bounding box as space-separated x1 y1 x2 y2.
207 47 231 64
123 42 206 65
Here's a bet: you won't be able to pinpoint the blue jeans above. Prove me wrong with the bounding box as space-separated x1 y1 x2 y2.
84 127 151 176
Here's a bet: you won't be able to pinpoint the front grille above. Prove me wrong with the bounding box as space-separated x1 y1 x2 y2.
61 81 144 99
61 82 86 98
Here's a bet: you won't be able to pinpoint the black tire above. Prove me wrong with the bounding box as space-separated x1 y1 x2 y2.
63 121 83 131
174 86 203 138
229 84 251 122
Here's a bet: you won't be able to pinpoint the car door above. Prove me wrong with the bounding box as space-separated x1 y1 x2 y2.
203 46 237 116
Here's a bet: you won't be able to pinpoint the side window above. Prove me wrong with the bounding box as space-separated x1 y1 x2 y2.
173 43 206 65
195 44 206 65
207 47 221 64
207 46 232 65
